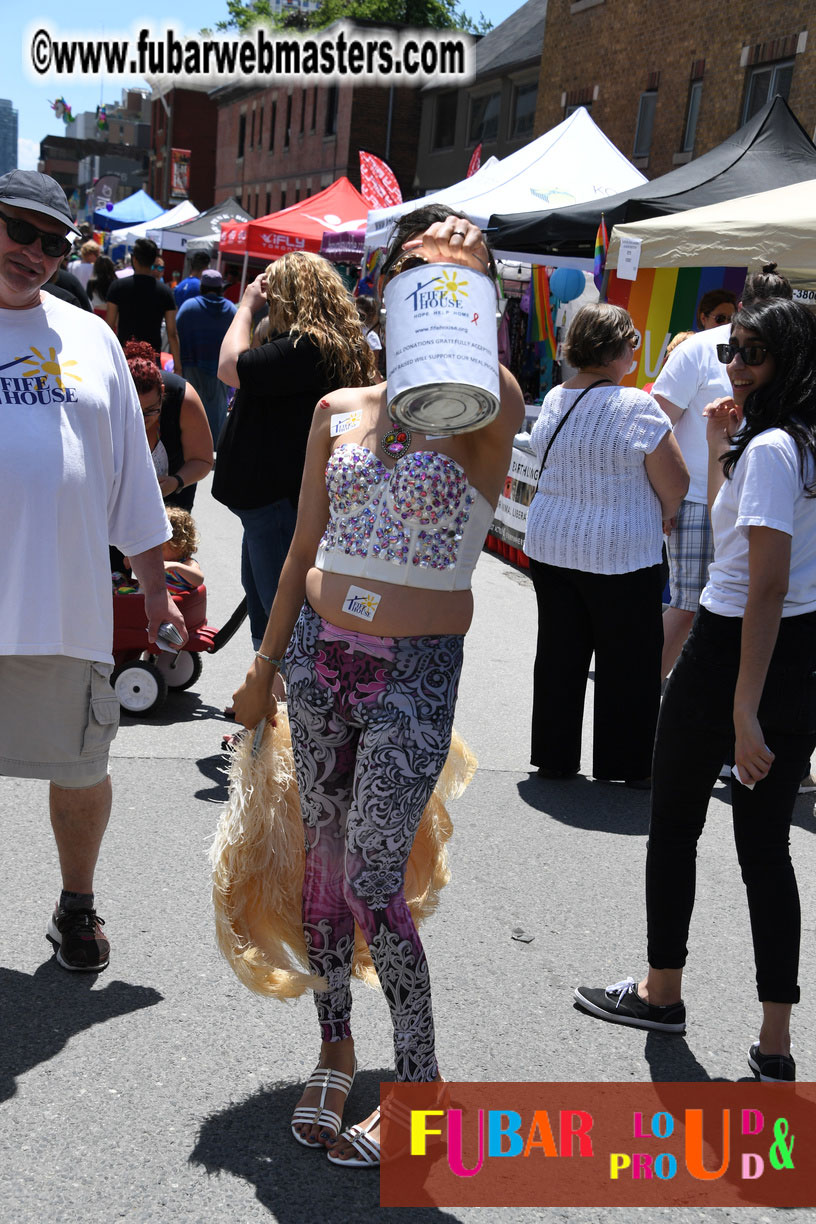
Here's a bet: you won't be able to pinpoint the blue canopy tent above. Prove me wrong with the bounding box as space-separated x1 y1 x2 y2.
93 189 164 233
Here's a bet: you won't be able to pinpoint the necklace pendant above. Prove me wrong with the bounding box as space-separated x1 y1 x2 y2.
381 428 412 460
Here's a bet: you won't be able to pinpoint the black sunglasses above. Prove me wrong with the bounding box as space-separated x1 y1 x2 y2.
0 208 73 258
380 251 430 280
716 342 771 367
710 312 733 325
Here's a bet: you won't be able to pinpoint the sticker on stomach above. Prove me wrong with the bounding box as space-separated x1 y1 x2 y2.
342 585 381 621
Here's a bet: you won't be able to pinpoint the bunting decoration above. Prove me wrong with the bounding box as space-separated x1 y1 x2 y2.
466 143 482 178
593 213 609 294
359 151 402 209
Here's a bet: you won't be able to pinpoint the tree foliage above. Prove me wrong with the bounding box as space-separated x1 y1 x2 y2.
217 0 492 34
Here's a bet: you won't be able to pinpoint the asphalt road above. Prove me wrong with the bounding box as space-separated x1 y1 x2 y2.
1 474 814 1223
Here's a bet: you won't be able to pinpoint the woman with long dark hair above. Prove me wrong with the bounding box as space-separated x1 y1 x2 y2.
575 297 816 1083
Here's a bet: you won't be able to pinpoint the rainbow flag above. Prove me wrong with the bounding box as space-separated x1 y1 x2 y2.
528 266 557 359
607 265 747 387
593 214 609 294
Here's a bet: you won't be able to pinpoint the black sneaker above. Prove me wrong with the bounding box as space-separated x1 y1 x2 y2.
748 1042 795 1082
46 905 110 972
574 976 686 1033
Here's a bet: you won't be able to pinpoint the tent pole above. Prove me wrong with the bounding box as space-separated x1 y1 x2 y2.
240 252 248 295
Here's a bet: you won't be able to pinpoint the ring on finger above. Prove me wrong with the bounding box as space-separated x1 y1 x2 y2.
451 229 466 238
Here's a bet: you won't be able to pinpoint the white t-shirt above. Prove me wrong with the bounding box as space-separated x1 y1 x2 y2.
702 428 816 618
652 324 732 504
72 261 94 288
0 294 171 663
524 383 670 574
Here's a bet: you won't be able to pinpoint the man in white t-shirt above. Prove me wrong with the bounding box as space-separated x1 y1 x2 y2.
0 170 187 973
653 268 794 678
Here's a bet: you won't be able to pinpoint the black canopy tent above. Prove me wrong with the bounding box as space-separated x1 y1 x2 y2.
150 198 253 253
489 97 816 261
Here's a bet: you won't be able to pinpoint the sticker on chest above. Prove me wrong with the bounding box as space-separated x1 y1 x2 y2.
342 585 381 621
330 410 363 437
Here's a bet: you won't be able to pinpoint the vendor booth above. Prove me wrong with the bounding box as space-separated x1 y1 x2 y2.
94 188 164 233
219 177 369 288
366 107 647 264
151 198 251 255
110 199 198 251
488 97 816 264
604 176 816 388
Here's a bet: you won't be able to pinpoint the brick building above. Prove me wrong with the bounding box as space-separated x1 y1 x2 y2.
212 79 421 218
150 88 219 210
414 0 547 194
535 0 816 179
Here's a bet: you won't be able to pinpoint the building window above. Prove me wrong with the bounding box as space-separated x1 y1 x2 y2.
633 90 657 158
325 85 338 136
258 106 264 147
269 100 276 151
280 188 287 210
433 92 458 150
682 79 702 152
284 94 292 148
237 113 246 159
742 59 794 124
249 109 255 149
265 191 271 214
565 102 592 117
468 92 500 143
311 88 317 131
300 89 306 134
511 82 537 139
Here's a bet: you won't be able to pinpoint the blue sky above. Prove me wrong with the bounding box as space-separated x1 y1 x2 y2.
8 0 513 168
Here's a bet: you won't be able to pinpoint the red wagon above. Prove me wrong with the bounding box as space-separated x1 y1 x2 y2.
111 587 247 716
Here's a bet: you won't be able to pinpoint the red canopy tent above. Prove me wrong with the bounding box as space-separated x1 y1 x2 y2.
219 177 368 265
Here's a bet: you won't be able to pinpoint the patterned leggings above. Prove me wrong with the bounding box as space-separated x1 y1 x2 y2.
285 602 464 1082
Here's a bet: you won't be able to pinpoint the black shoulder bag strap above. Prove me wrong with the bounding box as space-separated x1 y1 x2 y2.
540 378 613 469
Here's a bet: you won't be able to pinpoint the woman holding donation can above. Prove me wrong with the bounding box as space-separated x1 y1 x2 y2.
232 205 524 1166
574 297 816 1083
524 304 689 786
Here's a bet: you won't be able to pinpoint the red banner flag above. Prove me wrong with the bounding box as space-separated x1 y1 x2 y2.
466 143 482 178
359 151 403 209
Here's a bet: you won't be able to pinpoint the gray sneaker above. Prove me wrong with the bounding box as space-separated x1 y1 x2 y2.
574 976 686 1033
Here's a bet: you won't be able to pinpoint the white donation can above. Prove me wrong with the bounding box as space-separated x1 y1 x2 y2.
384 262 500 435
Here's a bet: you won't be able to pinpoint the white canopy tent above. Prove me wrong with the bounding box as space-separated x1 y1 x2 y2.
365 108 647 268
606 177 816 289
109 200 199 250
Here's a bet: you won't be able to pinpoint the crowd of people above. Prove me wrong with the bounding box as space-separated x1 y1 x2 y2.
2 167 815 1180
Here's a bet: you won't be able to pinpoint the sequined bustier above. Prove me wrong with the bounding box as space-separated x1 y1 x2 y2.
315 443 495 591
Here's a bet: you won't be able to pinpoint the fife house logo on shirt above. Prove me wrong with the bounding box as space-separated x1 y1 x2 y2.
0 349 82 405
403 269 470 313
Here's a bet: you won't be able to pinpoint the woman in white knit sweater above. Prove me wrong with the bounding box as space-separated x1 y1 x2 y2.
524 304 688 786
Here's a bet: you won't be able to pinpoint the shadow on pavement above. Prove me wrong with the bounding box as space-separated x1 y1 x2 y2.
190 1068 460 1221
195 752 231 803
120 693 226 729
0 961 162 1102
517 774 650 834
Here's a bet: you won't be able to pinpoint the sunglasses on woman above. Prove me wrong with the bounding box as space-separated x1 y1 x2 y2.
0 208 73 259
380 251 430 280
716 342 771 367
709 313 733 325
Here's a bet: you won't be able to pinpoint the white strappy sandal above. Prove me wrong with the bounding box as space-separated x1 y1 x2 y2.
290 1061 356 1148
326 1094 414 1168
326 1106 382 1167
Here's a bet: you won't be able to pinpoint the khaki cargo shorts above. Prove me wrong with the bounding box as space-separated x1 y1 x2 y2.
0 655 120 788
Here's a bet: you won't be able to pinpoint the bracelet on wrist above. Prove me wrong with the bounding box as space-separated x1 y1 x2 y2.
172 472 184 492
256 652 284 672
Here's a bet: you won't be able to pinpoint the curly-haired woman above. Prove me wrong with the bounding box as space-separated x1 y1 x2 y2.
214 252 378 648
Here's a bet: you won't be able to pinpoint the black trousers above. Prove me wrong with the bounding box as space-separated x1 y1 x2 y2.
528 558 664 780
646 606 816 1003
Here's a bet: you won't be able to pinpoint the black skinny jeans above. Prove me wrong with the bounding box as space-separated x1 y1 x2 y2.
528 558 664 780
647 606 816 1003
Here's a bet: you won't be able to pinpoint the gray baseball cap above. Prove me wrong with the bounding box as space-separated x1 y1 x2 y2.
0 170 81 236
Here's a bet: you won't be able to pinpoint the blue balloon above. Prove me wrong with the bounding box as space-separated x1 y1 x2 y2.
549 267 585 302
